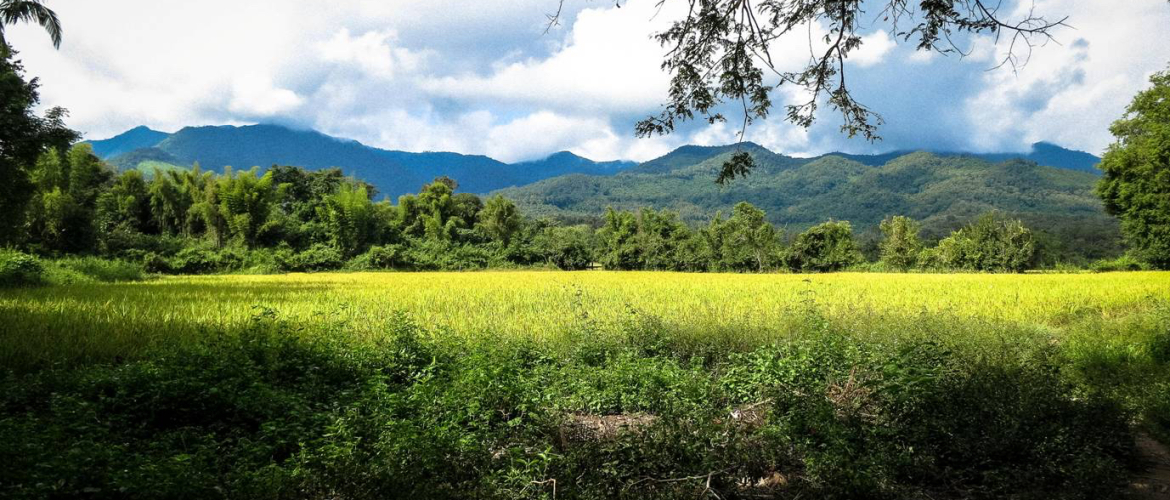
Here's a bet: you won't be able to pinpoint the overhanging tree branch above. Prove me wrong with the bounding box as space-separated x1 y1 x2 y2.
545 0 1069 184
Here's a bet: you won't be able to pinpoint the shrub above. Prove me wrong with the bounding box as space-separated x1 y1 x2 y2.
785 220 861 272
168 246 246 274
50 257 145 282
405 240 492 271
346 244 407 271
0 249 45 287
930 212 1036 272
282 244 344 272
141 251 173 273
1090 254 1150 273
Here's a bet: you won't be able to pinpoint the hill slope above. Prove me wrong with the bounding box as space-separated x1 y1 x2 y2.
86 126 169 158
495 147 1121 260
91 124 636 199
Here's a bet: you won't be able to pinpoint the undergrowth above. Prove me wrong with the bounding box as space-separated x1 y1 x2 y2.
1 304 1157 499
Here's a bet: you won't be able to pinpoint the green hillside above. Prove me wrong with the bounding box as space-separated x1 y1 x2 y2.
92 124 636 199
495 149 1122 261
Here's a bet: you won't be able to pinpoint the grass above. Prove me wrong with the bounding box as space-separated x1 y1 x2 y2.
1 271 1168 498
2 271 1166 369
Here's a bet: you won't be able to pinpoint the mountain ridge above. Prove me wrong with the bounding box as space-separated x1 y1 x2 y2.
86 124 638 198
84 124 1102 201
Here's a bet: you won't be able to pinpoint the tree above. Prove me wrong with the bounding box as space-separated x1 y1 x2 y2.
705 202 780 271
0 47 76 244
534 224 596 270
0 0 62 54
926 212 1035 272
321 183 376 258
597 207 641 270
786 220 860 272
478 194 521 245
1096 69 1170 269
879 215 922 270
548 0 1068 182
97 170 153 234
22 144 110 253
217 167 284 248
399 178 469 242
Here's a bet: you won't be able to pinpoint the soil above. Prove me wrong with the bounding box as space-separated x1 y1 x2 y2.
1132 432 1170 499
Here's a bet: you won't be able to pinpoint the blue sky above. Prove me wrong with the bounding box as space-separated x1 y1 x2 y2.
8 0 1170 162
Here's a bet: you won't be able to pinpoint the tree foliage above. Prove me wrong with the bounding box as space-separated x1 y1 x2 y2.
785 220 861 272
0 48 76 244
1096 68 1170 269
879 215 922 270
0 0 62 53
924 211 1035 272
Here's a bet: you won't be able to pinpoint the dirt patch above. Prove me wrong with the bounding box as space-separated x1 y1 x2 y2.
559 413 658 444
1131 432 1170 499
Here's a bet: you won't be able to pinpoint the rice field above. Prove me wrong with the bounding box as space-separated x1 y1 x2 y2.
2 270 1168 370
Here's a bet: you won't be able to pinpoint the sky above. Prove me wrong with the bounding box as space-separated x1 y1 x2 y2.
7 0 1170 163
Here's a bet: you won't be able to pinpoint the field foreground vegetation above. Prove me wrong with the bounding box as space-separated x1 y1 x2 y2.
2 271 1169 499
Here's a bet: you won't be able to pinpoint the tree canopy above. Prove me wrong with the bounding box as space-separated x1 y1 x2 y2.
1096 68 1170 269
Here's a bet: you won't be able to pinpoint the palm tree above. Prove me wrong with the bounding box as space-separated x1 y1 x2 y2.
0 0 62 53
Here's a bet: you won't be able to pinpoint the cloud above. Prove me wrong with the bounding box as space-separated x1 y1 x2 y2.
960 0 1170 154
421 0 678 113
228 74 304 117
851 31 896 68
317 29 424 80
6 0 1170 162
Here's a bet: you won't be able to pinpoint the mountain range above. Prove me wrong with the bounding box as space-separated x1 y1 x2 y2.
86 124 636 198
87 124 1101 199
85 124 1117 260
494 143 1119 261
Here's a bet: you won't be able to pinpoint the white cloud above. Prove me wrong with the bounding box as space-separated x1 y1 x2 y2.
962 0 1170 154
317 29 424 80
228 74 304 117
422 0 680 113
7 0 1170 162
851 31 896 67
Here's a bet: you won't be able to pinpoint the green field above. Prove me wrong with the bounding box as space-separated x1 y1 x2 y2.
2 271 1169 498
3 271 1170 369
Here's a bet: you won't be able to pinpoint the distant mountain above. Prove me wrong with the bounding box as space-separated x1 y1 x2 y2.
85 123 1100 213
88 124 636 199
494 145 1121 261
981 142 1102 174
825 142 1102 174
86 126 169 158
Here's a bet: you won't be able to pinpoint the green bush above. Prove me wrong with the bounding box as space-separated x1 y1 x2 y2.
282 244 344 272
346 244 407 271
929 212 1036 272
0 249 45 287
49 257 145 282
168 247 246 274
785 220 861 272
142 252 173 273
1090 254 1150 273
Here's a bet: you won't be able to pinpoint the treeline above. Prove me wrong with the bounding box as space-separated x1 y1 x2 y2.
3 142 1126 275
596 204 1040 273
